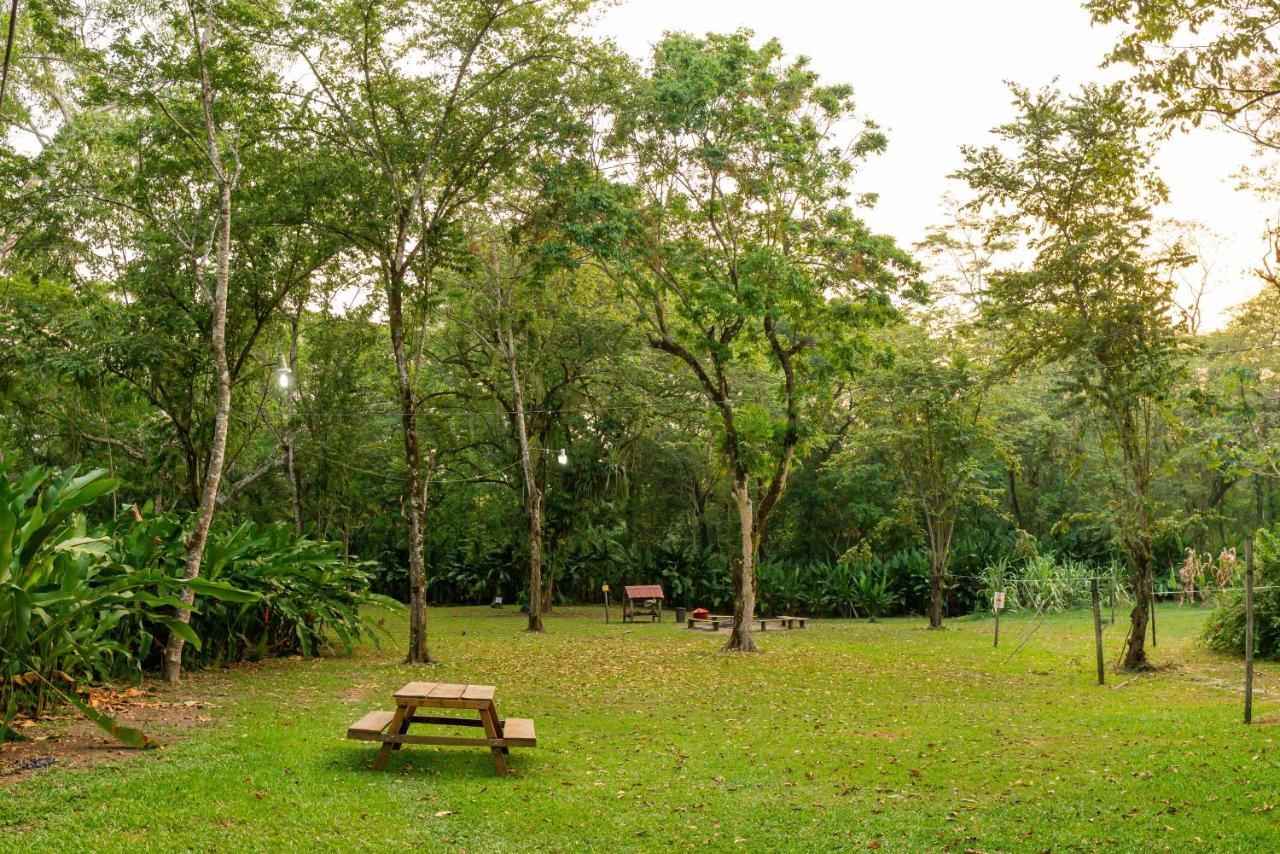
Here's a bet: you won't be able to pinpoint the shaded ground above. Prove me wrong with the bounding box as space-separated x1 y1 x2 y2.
1 605 1277 852
1 687 217 785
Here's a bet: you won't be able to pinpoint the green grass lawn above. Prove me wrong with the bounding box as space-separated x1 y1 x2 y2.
2 605 1277 852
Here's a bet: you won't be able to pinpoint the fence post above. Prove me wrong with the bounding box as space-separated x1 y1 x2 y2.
1149 576 1157 648
1092 578 1105 686
1109 569 1116 626
993 593 1001 648
1245 538 1255 725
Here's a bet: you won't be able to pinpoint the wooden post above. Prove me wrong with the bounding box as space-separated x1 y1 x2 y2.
1109 565 1116 626
1149 576 1157 647
1091 578 1105 686
993 600 1000 648
603 584 610 624
1245 538 1255 725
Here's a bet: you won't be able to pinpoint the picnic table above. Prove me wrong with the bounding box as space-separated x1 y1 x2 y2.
346 681 536 776
686 614 807 632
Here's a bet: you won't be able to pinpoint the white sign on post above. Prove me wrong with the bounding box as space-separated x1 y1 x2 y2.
993 590 1006 611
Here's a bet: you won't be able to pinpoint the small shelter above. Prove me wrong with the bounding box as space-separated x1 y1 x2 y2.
622 585 664 623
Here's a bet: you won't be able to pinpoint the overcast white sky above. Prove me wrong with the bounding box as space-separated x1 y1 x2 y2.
596 0 1275 330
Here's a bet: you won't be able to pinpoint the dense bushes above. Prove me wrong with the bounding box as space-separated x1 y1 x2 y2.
1 462 391 726
1 465 178 719
108 511 393 666
1204 525 1280 659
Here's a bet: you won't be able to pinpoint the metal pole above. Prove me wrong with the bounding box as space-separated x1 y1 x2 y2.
1149 576 1157 648
1091 578 1105 686
1245 539 1255 725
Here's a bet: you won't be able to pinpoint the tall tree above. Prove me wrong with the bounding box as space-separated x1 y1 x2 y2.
855 321 1001 629
293 0 601 660
553 32 917 650
16 0 301 680
956 83 1189 669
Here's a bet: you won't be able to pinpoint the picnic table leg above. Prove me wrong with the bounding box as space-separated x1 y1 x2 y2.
371 703 411 771
480 704 510 776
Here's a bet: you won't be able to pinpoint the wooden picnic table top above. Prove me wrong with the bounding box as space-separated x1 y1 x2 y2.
394 681 496 705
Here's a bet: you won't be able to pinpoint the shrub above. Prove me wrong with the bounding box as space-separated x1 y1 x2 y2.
1204 528 1279 659
0 465 195 723
107 510 395 665
2 459 394 732
978 552 1099 614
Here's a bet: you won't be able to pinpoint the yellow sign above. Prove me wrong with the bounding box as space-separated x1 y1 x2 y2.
601 583 610 593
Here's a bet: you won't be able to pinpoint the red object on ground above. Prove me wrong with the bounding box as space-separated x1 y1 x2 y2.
691 607 710 620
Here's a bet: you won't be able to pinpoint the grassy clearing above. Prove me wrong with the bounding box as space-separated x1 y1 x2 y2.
1 605 1277 852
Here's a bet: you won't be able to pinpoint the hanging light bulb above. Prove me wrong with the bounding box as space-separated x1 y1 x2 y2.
557 448 568 466
271 354 294 391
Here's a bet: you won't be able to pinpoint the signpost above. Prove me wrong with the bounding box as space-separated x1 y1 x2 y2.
993 590 1005 648
602 583 611 625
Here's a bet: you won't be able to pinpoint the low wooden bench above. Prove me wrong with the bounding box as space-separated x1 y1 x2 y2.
347 681 535 776
686 615 808 631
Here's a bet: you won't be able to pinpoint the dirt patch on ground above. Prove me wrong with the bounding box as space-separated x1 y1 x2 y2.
0 686 216 786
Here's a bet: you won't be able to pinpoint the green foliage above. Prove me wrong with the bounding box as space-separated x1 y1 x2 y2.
0 463 174 723
108 511 394 665
0 459 390 731
1204 525 1280 659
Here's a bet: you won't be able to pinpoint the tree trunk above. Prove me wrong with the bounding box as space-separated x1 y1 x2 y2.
539 561 556 614
723 479 759 652
286 305 303 536
387 270 431 664
1121 537 1154 669
1006 467 1024 529
925 512 954 630
163 183 233 683
502 324 544 632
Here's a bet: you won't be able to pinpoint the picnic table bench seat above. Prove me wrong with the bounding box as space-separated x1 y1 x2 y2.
347 681 535 776
686 614 808 631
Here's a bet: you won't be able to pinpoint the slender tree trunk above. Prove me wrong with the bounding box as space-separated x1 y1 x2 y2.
692 479 710 552
387 270 430 663
286 305 303 535
1119 417 1154 670
539 560 556 614
1006 468 1024 529
723 478 759 652
1121 532 1155 669
925 512 954 630
503 324 544 632
162 5 236 683
163 184 233 683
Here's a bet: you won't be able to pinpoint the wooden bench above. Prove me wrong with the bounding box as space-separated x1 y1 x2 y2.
686 615 808 631
623 584 664 623
347 681 535 776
